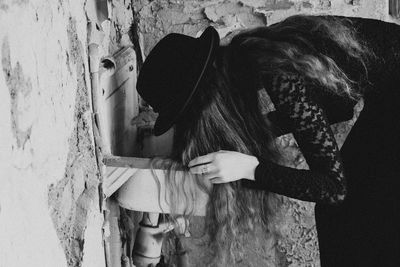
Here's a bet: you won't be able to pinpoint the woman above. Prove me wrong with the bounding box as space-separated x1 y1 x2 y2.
136 16 400 266
188 16 400 267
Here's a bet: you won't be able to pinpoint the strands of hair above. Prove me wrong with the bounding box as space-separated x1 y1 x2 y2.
228 15 373 100
150 65 280 265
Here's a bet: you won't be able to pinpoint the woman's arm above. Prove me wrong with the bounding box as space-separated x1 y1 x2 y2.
251 74 347 205
190 74 347 205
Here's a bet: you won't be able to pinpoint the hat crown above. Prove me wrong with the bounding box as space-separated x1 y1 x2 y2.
137 34 201 111
136 27 220 135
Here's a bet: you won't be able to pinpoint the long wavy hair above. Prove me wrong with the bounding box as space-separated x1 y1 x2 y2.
151 15 372 265
152 61 280 265
225 15 372 100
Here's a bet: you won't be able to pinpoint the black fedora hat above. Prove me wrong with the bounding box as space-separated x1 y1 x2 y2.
136 26 220 136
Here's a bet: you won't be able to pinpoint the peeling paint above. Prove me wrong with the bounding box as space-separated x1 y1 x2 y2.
303 1 313 8
344 0 360 5
241 0 294 11
2 37 33 149
66 17 83 66
318 0 331 9
48 15 100 267
204 2 266 27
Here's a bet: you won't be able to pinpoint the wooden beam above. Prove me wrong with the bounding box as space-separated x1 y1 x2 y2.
103 155 151 169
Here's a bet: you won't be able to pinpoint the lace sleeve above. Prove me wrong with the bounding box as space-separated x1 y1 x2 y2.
248 74 347 205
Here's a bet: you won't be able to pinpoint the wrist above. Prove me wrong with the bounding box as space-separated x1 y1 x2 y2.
244 155 259 181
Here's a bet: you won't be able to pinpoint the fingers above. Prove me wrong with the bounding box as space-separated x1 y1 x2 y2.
203 173 225 184
190 167 228 184
188 150 228 167
189 163 214 175
209 177 225 184
188 153 215 167
189 164 224 183
202 171 219 180
188 151 233 184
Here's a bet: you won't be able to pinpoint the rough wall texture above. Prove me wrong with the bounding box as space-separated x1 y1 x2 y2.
0 1 133 267
0 1 100 266
131 0 398 266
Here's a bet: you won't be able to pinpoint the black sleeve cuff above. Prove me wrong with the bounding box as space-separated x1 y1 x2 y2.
241 157 272 191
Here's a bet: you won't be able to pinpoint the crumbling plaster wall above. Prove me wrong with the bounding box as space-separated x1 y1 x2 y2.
131 0 398 266
133 0 398 56
0 1 133 267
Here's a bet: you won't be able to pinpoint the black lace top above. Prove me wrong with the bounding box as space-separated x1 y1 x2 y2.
244 16 400 205
248 74 353 205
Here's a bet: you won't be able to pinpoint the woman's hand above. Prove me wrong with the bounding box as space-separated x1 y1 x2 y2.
188 150 259 184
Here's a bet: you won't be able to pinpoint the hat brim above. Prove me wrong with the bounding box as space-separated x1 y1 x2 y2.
153 26 220 136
